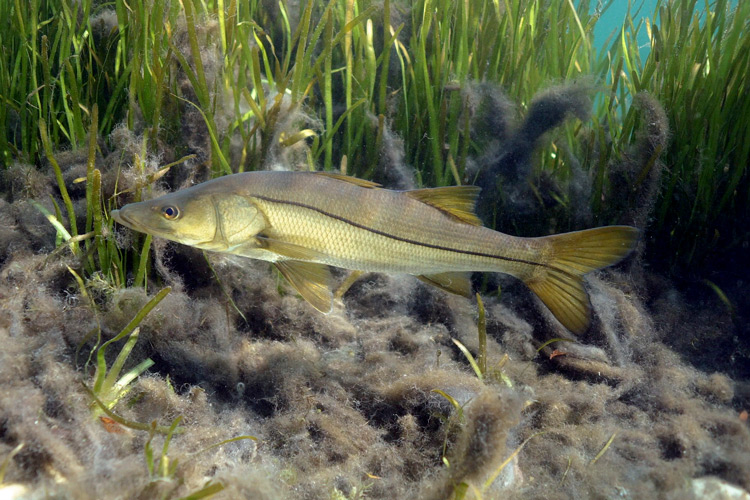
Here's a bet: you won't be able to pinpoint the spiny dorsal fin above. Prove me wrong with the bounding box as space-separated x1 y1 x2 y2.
406 186 482 226
314 171 381 189
274 260 333 314
417 272 473 297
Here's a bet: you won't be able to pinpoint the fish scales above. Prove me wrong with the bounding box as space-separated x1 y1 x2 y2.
244 172 535 275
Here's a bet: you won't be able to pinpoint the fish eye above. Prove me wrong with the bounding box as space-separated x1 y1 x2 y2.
162 205 180 220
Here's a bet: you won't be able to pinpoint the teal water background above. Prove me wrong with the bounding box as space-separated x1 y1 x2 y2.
591 0 659 56
589 0 739 55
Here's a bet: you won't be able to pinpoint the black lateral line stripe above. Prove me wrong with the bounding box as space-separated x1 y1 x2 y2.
254 195 557 271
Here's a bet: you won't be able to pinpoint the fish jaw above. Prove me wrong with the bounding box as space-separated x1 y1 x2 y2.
110 207 142 233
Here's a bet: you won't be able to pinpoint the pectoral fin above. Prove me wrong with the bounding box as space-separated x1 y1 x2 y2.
417 272 473 297
274 260 334 313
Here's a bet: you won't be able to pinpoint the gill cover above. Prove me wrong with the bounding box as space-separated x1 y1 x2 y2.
211 195 268 250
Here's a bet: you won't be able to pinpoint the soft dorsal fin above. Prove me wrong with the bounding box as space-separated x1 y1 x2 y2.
314 171 382 189
406 186 482 226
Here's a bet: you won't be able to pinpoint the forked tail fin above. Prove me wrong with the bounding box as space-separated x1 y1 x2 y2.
524 226 639 334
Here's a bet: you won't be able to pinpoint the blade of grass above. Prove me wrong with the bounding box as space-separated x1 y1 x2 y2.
39 119 79 255
453 338 483 381
590 432 617 465
83 383 182 434
482 431 546 491
0 443 24 483
93 287 171 393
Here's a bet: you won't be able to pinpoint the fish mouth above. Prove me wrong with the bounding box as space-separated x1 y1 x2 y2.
110 209 141 231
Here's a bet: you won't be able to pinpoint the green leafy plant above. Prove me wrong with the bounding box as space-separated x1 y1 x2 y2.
87 286 170 418
140 416 256 500
451 294 513 386
588 0 750 268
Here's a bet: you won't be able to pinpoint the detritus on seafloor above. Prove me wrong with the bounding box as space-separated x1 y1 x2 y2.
5 232 748 499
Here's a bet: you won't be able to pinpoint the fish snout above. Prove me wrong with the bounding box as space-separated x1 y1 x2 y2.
110 207 139 230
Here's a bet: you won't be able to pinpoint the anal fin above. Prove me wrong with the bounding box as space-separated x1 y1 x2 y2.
335 270 365 299
417 272 473 298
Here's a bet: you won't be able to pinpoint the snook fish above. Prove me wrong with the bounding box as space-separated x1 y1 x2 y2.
111 171 638 333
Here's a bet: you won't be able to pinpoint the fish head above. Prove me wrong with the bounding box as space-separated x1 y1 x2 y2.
112 180 268 254
111 189 220 248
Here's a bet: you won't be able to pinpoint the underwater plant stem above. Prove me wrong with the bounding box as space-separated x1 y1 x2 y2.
324 9 333 171
39 120 80 256
590 432 617 465
83 384 182 434
476 293 487 377
92 286 171 395
483 431 546 491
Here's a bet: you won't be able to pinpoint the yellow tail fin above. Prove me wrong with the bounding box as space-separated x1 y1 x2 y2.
524 226 639 334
